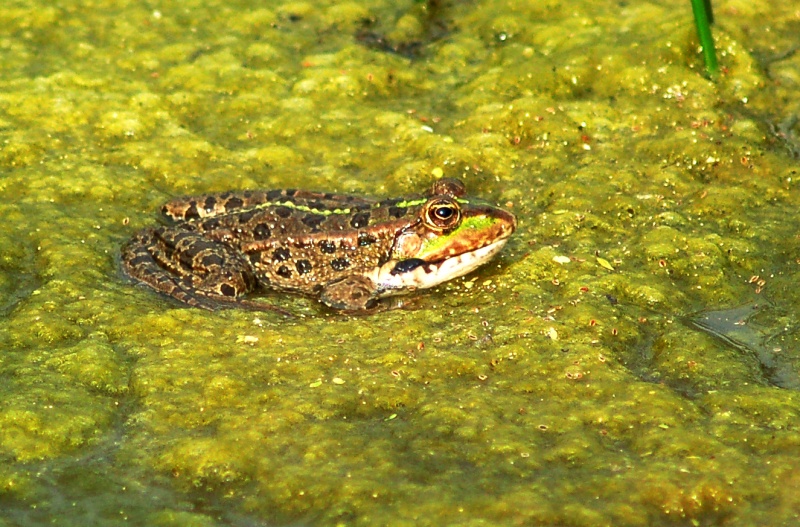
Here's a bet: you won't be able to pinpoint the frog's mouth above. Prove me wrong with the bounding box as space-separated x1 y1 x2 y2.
371 238 510 296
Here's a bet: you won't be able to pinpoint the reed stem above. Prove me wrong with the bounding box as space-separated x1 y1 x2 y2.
690 0 719 79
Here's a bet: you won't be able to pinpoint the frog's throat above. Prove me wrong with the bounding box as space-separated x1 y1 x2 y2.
369 238 509 296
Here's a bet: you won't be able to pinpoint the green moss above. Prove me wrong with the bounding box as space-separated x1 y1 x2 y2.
0 376 115 462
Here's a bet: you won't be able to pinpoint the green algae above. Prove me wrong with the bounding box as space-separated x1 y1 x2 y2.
2 0 800 526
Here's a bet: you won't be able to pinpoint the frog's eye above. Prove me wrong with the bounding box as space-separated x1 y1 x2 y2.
424 198 461 231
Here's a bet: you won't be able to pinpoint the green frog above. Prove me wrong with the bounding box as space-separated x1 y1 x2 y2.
121 178 516 312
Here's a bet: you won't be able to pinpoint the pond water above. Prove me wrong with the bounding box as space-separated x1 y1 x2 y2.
1 1 799 525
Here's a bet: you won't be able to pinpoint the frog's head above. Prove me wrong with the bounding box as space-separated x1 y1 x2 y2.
375 178 517 294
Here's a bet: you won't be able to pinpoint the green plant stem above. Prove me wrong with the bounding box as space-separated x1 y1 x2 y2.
703 0 714 24
690 0 719 79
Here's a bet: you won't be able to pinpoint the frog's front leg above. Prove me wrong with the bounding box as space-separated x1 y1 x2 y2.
122 227 271 311
319 275 380 311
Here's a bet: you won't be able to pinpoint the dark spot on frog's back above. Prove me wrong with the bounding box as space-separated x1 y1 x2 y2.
307 200 325 211
201 218 221 231
296 259 312 275
302 214 326 231
266 189 284 201
331 258 350 271
203 196 217 212
274 206 292 218
277 265 292 279
319 240 336 254
237 209 258 224
253 223 271 240
272 247 291 262
350 212 370 229
184 202 200 219
225 197 244 211
388 206 407 219
357 232 377 246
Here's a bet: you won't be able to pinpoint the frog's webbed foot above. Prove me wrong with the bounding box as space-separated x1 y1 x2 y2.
319 275 380 311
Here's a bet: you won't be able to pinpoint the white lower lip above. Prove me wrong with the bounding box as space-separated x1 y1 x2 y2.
371 238 509 297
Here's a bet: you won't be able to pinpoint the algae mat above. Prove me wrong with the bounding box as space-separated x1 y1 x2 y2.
1 0 800 525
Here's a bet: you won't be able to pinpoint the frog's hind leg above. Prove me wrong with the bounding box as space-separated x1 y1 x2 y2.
121 228 225 310
122 227 289 315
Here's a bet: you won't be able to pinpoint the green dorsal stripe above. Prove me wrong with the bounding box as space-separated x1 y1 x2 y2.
391 198 471 208
393 199 427 208
220 197 471 217
239 201 351 216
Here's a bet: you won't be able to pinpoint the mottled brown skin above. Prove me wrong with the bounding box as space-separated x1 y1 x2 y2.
120 179 515 312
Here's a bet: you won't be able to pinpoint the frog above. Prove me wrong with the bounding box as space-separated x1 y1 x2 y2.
120 178 516 312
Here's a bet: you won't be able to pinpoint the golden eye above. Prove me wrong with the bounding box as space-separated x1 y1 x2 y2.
424 198 461 230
